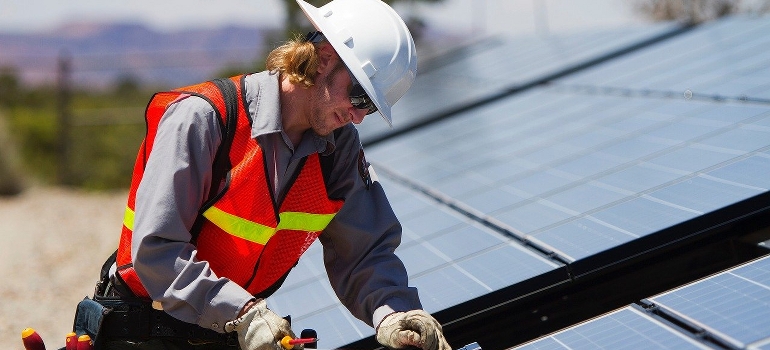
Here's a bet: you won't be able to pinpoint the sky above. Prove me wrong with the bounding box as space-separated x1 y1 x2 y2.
0 0 649 38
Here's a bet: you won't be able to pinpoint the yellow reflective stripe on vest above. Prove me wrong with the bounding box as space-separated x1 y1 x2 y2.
277 211 336 232
203 207 336 245
124 206 135 231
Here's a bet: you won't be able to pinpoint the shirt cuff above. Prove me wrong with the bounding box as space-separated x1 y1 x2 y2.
199 282 255 333
372 298 418 329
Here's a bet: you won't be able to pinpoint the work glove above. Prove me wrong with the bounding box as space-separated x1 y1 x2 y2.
225 299 298 350
376 310 451 350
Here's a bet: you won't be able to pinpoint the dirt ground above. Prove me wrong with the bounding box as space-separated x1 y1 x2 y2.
0 187 126 350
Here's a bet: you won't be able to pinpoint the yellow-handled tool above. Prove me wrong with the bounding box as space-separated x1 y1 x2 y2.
280 335 319 349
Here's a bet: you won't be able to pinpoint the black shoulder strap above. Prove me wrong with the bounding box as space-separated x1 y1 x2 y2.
100 250 118 282
190 77 241 244
208 77 240 200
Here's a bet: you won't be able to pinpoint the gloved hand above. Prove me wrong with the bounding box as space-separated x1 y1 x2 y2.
376 310 451 350
224 299 297 350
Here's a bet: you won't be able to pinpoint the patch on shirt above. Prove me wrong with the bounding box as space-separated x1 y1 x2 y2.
358 149 372 190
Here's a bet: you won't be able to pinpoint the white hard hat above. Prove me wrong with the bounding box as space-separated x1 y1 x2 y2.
297 0 417 126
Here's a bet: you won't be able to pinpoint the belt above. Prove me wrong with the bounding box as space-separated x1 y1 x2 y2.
95 297 237 345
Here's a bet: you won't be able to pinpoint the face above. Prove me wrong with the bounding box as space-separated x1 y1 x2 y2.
307 60 370 136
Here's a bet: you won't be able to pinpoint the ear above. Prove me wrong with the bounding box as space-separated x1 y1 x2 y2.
316 42 338 74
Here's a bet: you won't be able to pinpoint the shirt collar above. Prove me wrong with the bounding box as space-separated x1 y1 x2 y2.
246 71 336 156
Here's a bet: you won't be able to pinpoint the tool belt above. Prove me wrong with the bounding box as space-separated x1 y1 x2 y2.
74 296 237 349
91 296 236 342
73 254 237 349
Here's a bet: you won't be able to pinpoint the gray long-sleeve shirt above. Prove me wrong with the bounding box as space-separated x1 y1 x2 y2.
129 71 421 333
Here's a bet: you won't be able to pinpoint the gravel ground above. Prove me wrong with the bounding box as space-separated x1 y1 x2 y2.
0 187 126 350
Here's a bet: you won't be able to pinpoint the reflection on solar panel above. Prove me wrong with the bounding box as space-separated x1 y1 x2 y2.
557 16 770 103
355 23 684 144
515 307 711 350
515 255 770 349
267 16 770 350
368 86 769 263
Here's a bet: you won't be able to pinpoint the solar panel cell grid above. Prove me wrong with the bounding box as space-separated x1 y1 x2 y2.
593 163 683 193
459 244 556 288
557 17 770 103
503 170 579 199
424 225 507 261
494 200 576 234
388 194 436 221
430 170 494 198
266 276 339 323
645 144 741 173
646 175 764 214
650 257 770 348
370 86 769 259
645 119 722 142
597 137 673 161
543 182 628 214
397 243 450 276
377 175 564 312
692 104 769 123
515 257 770 349
529 217 638 262
399 205 467 238
588 196 700 237
457 187 528 215
699 126 770 153
705 154 770 189
410 265 498 312
515 308 711 350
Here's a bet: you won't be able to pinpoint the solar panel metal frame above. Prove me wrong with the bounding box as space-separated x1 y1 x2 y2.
513 255 770 350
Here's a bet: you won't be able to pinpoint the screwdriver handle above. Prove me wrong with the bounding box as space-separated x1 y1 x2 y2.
21 328 46 350
77 334 93 350
65 332 78 350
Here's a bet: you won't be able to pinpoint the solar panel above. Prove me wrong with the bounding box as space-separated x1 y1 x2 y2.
265 15 770 349
514 307 711 350
649 255 770 348
514 255 770 349
557 16 770 102
366 85 770 263
355 23 685 143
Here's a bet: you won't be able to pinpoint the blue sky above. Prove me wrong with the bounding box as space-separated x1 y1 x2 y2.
0 0 647 37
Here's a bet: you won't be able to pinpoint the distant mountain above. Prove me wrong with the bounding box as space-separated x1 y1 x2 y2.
0 22 277 88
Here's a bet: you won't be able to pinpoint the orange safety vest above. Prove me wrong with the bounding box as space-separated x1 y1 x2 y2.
116 75 344 298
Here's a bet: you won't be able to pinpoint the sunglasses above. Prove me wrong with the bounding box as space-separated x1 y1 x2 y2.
306 31 378 115
346 68 378 115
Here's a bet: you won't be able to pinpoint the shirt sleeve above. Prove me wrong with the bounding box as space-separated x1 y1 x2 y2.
131 95 255 332
319 124 422 328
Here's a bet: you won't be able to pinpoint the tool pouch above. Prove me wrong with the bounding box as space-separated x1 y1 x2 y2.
88 292 237 346
74 297 112 349
83 251 235 347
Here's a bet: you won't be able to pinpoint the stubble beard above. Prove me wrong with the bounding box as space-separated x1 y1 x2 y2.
309 65 343 137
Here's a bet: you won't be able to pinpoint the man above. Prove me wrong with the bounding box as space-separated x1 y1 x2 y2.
88 0 451 349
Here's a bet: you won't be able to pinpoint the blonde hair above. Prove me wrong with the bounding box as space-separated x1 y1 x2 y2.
265 34 319 88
